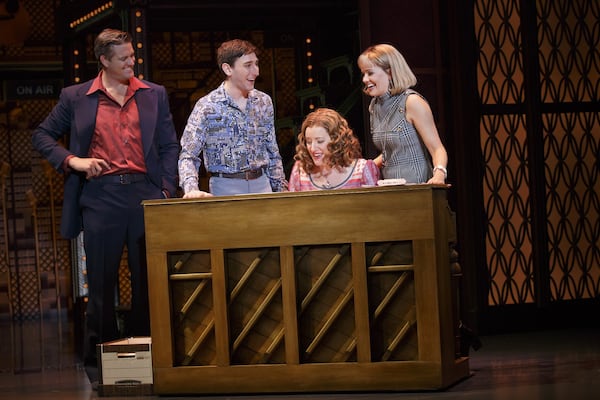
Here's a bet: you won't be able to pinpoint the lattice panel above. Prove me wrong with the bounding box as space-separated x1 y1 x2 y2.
0 155 8 276
475 0 525 105
7 129 32 169
481 114 534 305
537 0 600 103
117 250 131 307
150 40 171 68
35 207 71 303
543 112 600 300
21 100 58 132
11 250 40 320
29 159 64 212
29 160 48 204
0 0 60 59
0 126 8 162
476 0 600 306
23 0 56 44
0 270 9 315
37 214 54 271
273 48 297 116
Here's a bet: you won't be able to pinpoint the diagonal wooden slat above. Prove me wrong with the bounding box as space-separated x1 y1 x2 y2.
372 271 410 323
300 244 349 310
305 280 354 357
179 279 209 320
232 279 282 352
172 252 192 272
182 314 215 366
381 306 417 361
229 249 270 303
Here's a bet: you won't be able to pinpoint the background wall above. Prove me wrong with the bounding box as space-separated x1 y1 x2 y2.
0 0 598 341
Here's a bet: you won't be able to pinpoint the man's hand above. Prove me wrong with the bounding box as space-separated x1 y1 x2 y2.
68 156 110 179
183 190 214 199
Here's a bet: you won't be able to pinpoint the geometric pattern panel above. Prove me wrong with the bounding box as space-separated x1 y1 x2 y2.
476 0 600 307
475 0 525 105
543 112 600 300
537 1 600 103
480 114 534 305
476 0 531 305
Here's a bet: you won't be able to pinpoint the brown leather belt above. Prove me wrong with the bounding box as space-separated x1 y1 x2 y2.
214 169 264 180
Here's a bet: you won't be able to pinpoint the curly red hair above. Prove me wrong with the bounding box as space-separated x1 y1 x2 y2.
294 108 363 174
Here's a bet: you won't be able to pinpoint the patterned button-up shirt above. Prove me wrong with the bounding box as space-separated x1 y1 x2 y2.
178 82 287 193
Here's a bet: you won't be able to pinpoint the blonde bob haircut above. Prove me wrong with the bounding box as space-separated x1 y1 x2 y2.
359 44 417 96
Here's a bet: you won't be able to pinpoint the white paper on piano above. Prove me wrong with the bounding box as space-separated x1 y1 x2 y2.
377 178 407 186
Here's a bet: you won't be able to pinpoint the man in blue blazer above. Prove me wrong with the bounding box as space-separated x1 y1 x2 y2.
32 29 179 368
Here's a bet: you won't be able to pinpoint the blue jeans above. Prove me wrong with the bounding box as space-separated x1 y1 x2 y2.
209 174 273 196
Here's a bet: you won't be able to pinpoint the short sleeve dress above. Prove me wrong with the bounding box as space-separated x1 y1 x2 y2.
288 158 380 192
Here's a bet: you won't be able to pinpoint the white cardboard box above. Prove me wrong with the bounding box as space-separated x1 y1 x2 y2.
98 337 153 396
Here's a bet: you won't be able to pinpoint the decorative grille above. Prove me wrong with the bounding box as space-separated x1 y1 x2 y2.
475 0 600 305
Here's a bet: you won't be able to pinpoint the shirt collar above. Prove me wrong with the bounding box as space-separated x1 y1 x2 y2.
86 70 150 96
215 81 257 106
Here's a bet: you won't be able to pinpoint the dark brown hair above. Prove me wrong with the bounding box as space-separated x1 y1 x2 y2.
94 28 132 61
216 39 257 74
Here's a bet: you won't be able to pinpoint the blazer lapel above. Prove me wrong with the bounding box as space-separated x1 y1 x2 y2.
135 88 157 157
73 83 98 155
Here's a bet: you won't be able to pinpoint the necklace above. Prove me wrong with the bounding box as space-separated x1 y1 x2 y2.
311 169 332 188
310 161 357 189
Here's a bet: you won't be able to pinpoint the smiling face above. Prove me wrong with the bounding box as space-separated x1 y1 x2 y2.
100 42 136 83
358 55 391 98
305 125 331 168
223 52 260 97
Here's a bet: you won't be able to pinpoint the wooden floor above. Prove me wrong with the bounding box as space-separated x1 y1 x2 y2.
1 314 599 399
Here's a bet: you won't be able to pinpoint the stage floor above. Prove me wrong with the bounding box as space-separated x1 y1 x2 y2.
1 315 599 399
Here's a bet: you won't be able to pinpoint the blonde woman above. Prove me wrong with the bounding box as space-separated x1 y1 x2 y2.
358 43 448 184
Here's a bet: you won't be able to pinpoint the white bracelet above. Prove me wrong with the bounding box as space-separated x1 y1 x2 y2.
433 165 447 179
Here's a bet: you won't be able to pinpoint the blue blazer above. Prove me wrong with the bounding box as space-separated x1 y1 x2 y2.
32 78 180 239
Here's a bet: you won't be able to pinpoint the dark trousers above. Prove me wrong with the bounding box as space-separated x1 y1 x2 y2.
79 177 160 359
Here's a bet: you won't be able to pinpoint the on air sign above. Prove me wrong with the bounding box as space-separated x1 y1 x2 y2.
4 79 62 100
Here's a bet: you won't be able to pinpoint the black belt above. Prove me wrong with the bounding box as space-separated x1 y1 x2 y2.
214 169 264 180
94 173 148 184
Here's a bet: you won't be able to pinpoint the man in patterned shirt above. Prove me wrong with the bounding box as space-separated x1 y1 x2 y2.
178 39 287 197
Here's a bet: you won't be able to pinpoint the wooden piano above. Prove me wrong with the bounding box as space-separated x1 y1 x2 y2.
142 185 469 395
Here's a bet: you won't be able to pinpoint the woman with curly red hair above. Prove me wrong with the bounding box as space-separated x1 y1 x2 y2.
288 108 379 191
